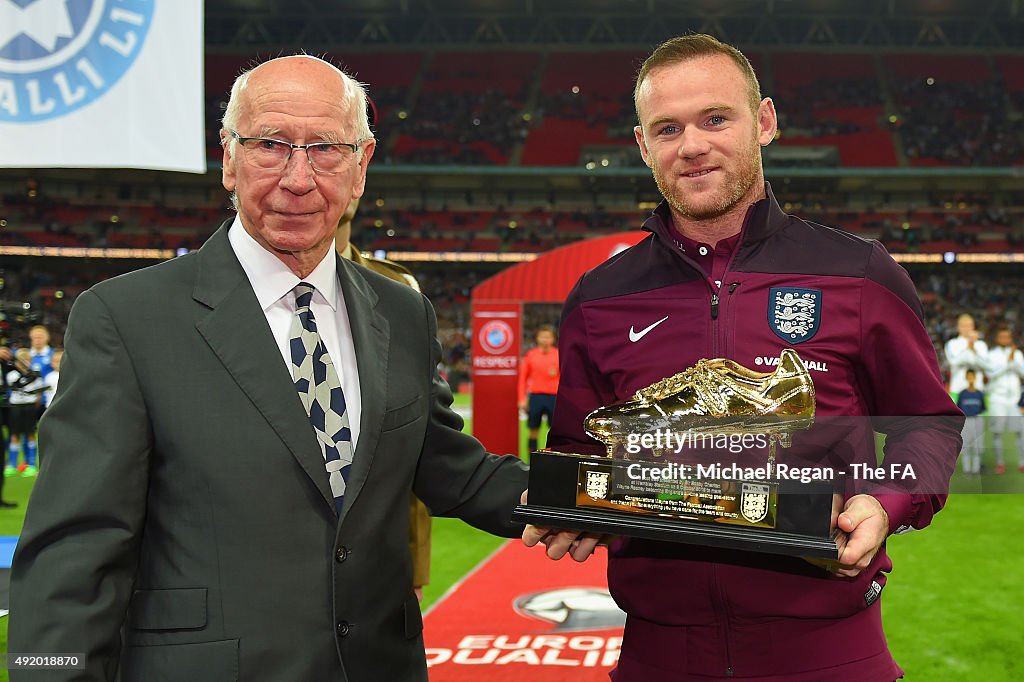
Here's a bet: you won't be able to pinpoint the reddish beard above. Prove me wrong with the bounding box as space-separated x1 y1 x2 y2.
652 134 763 222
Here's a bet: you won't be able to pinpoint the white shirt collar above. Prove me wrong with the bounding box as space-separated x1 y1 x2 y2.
227 215 339 312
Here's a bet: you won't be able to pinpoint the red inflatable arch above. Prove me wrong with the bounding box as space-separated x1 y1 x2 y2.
469 231 647 455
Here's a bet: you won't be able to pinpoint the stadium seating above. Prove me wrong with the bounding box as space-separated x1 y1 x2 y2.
3 190 1021 258
883 54 1022 166
520 51 643 165
772 53 898 166
391 52 538 165
191 49 1023 170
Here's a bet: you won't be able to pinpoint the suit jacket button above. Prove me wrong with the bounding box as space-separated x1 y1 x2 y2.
337 620 352 637
335 546 349 563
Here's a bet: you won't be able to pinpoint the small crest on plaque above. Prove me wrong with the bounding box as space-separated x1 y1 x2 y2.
585 470 611 500
740 482 770 523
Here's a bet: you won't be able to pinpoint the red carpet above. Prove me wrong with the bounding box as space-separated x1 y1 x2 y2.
423 541 624 681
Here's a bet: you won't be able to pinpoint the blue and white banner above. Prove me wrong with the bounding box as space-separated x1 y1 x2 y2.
0 0 205 173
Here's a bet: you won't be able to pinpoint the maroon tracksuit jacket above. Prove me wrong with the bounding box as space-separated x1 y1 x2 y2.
549 184 963 681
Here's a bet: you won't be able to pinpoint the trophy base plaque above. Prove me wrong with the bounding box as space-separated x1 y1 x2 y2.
513 450 839 559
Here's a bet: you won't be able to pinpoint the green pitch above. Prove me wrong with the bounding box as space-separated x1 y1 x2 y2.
885 494 1024 679
1 398 1021 680
0 475 37 682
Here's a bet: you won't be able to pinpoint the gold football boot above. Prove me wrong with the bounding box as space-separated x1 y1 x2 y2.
584 349 815 459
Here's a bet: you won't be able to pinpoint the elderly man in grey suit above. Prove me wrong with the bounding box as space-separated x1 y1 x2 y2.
8 56 559 681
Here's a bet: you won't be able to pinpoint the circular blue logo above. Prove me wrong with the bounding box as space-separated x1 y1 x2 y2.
479 320 514 355
0 0 154 122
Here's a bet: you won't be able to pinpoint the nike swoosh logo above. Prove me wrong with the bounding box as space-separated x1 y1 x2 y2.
629 315 669 343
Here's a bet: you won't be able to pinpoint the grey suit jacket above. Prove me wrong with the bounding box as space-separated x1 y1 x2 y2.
9 224 528 681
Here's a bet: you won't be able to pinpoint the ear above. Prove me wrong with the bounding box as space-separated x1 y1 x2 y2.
351 139 377 200
634 125 653 168
756 97 778 147
220 129 237 193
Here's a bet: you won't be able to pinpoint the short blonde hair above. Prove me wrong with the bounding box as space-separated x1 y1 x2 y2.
634 33 762 118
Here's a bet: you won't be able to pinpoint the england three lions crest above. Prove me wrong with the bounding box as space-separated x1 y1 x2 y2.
769 287 821 344
740 482 771 524
584 470 610 500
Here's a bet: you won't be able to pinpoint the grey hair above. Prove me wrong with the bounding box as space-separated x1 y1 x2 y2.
221 55 374 154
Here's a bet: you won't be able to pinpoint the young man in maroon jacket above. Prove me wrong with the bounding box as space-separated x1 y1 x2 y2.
524 34 963 681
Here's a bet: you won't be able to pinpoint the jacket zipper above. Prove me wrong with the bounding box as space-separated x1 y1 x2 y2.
710 565 735 676
709 283 720 357
713 282 743 675
709 226 744 353
709 282 741 356
660 232 738 357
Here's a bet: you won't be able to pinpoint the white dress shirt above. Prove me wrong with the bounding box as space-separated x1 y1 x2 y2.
228 216 362 450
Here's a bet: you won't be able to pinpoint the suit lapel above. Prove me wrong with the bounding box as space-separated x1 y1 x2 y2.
336 256 390 524
193 225 336 513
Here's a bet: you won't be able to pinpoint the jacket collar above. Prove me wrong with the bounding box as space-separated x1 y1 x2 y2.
333 256 386 525
192 220 245 310
641 181 790 251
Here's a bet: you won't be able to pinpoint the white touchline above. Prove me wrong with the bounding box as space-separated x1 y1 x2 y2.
628 315 669 342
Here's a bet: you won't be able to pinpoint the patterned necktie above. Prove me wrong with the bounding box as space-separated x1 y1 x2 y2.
289 282 352 515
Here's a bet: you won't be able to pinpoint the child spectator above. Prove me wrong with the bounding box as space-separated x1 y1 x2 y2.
956 369 986 476
28 325 54 381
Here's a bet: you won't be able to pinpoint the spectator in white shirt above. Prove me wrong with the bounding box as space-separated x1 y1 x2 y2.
944 313 988 396
983 326 1024 474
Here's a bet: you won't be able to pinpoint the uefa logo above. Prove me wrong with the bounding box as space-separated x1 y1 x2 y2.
514 588 626 631
0 0 153 122
479 320 514 355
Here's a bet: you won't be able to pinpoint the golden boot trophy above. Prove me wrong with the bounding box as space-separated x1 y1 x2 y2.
513 350 839 558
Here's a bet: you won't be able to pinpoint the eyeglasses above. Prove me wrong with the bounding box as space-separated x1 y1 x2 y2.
228 130 361 175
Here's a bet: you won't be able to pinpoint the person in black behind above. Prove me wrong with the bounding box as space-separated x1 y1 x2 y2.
0 346 17 507
5 349 45 478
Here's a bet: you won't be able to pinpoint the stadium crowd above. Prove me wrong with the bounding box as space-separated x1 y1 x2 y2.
390 89 530 165
775 78 883 137
4 188 1022 257
4 251 1020 394
890 78 1023 166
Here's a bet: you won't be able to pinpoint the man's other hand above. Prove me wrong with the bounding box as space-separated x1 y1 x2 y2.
520 490 609 562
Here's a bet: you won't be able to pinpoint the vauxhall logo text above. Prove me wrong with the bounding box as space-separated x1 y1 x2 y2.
754 354 829 373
